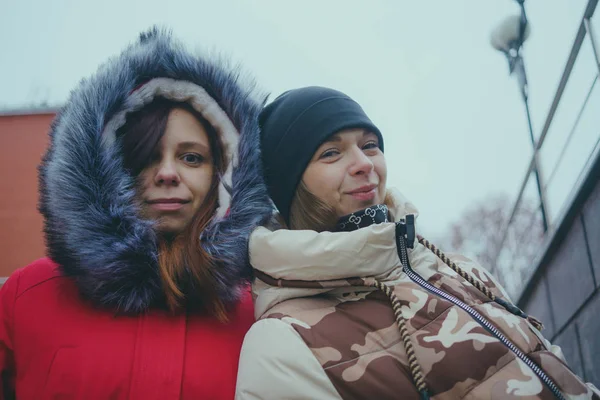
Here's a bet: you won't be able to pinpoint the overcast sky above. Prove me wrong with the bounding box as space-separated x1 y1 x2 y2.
1 0 598 239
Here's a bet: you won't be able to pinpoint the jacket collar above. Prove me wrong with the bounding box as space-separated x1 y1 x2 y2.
250 188 422 317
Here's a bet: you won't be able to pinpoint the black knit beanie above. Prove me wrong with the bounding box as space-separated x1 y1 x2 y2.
259 86 383 223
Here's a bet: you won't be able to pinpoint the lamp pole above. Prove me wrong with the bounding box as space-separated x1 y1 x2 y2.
491 0 549 232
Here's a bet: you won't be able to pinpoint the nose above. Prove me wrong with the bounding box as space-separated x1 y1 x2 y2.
154 159 180 186
348 146 374 176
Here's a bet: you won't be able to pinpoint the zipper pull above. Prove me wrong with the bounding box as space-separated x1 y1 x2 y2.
395 219 405 243
395 220 411 268
405 214 415 249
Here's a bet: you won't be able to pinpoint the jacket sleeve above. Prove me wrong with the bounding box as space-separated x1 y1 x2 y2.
235 319 342 400
0 270 19 400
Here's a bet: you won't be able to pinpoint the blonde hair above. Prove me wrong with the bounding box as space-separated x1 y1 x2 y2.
288 181 395 232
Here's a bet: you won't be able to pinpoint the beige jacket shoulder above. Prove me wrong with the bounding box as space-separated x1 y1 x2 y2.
236 318 340 400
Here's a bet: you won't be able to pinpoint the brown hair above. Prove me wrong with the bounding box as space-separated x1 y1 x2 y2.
117 97 228 320
288 182 395 232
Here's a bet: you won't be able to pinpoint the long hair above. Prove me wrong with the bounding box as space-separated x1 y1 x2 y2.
288 181 395 232
117 97 228 319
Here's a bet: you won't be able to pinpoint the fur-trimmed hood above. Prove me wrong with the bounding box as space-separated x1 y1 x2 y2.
38 27 272 313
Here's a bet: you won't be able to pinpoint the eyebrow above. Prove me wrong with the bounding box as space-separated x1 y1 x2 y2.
177 141 210 152
325 129 373 143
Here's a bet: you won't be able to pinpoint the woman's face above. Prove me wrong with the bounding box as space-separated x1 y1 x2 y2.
302 128 387 217
138 108 214 235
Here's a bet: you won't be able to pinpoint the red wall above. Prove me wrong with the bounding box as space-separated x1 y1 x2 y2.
0 113 54 277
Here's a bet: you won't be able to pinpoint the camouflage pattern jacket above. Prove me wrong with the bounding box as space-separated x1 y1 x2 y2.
236 190 599 400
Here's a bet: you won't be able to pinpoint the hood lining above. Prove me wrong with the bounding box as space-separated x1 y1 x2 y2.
101 77 239 218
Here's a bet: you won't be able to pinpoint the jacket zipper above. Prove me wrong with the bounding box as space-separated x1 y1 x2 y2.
396 221 565 400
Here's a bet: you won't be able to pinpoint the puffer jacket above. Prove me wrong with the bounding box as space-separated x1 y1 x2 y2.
236 189 599 400
0 27 272 399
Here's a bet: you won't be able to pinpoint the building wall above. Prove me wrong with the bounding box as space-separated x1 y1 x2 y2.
519 154 600 386
515 0 600 387
0 113 54 277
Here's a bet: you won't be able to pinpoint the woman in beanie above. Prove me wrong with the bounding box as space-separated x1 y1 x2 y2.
235 86 598 399
0 28 271 399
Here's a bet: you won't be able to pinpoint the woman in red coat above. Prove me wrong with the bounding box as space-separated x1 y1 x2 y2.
0 27 271 399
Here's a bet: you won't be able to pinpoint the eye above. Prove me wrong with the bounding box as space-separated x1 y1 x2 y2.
319 148 340 160
181 153 204 165
362 140 379 150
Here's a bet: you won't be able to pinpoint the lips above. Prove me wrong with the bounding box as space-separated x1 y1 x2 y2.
146 198 190 211
346 184 378 195
346 184 378 201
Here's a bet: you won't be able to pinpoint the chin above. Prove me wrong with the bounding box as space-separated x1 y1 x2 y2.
155 220 186 237
358 198 380 209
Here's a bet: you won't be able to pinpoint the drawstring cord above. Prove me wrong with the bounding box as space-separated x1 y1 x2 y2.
368 279 430 400
417 236 544 331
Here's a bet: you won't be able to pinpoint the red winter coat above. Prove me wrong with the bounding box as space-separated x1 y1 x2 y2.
0 258 254 399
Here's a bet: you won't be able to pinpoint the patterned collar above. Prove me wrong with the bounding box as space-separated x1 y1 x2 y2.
335 204 389 232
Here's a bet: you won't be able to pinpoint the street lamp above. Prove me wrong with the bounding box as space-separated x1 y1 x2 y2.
490 0 549 232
